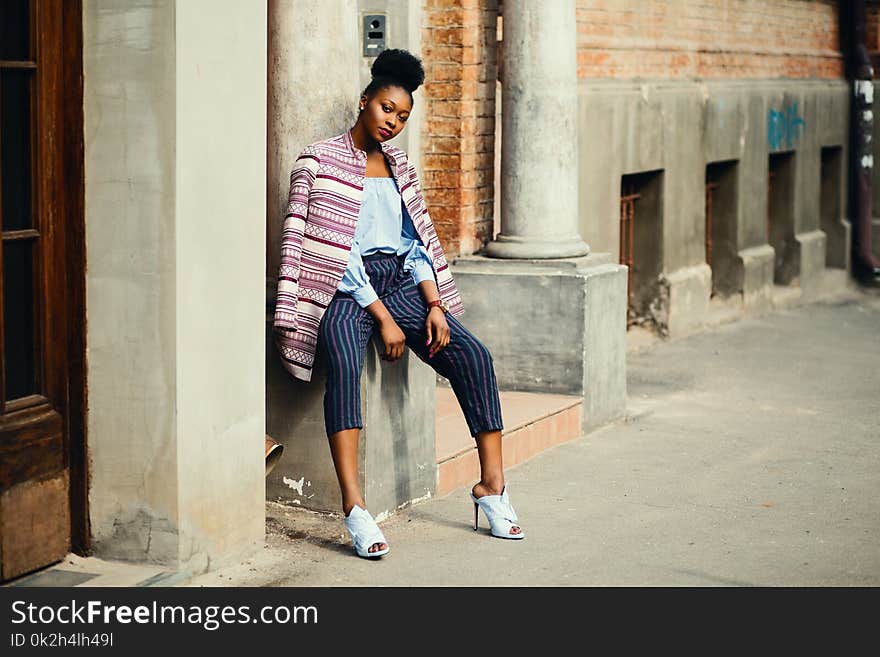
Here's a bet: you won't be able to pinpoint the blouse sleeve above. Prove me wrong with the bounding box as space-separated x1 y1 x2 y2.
401 206 436 287
337 236 379 308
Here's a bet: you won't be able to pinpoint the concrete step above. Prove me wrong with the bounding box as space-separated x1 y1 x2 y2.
435 386 583 497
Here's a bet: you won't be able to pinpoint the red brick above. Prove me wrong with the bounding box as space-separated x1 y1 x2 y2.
427 136 465 154
424 81 464 99
432 27 465 46
427 8 465 28
421 44 462 65
424 204 461 224
426 117 462 137
423 153 460 170
431 62 464 82
574 0 840 80
424 170 461 189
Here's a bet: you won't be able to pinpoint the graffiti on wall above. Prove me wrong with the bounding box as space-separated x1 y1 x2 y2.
767 102 806 150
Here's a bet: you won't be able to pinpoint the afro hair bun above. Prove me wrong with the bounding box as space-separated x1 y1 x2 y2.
371 48 425 93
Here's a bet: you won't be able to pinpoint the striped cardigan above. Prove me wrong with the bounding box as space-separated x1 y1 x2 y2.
273 128 465 382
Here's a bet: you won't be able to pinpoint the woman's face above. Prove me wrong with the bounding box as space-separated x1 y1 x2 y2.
360 85 412 143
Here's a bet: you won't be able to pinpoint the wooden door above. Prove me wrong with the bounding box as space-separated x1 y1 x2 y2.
0 0 86 582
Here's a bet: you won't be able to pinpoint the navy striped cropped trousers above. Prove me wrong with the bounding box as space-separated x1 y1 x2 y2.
316 251 504 439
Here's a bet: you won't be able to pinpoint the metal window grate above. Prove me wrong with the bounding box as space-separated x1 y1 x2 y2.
705 180 719 268
620 183 640 325
767 169 775 244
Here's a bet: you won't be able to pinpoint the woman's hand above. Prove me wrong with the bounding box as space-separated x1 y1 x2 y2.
378 317 407 362
425 307 450 359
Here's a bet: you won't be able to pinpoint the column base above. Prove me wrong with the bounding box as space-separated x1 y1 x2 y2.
484 234 591 259
451 253 628 433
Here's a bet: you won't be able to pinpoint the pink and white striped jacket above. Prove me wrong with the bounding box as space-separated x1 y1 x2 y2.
273 128 465 382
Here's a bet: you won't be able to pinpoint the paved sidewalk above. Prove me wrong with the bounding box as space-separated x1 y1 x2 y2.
186 288 880 587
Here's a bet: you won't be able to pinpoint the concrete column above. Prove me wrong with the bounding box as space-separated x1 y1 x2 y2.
267 0 361 299
84 0 266 575
265 0 436 518
486 0 590 259
451 1 626 433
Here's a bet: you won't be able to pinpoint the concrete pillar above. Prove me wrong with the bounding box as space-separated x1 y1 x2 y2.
265 0 436 518
451 0 626 433
84 0 266 574
267 0 361 279
486 0 589 259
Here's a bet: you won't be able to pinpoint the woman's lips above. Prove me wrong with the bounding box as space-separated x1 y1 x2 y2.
378 128 392 139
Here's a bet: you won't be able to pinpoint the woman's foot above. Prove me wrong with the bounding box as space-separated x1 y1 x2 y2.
344 503 387 554
471 482 522 536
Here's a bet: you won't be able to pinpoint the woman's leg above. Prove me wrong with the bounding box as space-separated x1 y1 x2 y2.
471 429 521 534
326 428 364 514
318 294 387 553
473 429 504 494
327 428 387 553
385 281 519 532
388 283 504 439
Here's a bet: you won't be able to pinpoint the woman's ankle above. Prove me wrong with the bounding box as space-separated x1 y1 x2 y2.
343 499 366 517
473 478 505 497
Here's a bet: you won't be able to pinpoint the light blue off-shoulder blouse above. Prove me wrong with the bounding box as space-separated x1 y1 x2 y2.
337 176 436 308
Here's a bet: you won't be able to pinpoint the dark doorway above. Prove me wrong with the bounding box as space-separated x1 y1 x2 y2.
767 151 799 285
620 170 664 332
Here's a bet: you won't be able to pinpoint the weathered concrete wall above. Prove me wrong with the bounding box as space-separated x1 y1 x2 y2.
357 0 425 177
578 79 850 336
267 0 423 295
84 0 266 572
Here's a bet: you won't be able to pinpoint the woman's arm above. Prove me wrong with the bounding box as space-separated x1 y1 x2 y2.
416 279 441 306
274 146 319 334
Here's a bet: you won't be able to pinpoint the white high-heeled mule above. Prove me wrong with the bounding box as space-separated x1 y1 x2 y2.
344 505 390 558
470 484 525 539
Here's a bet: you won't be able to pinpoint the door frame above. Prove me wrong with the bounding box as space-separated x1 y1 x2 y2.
61 0 87 556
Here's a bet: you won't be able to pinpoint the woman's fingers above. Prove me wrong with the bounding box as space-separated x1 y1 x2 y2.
390 338 404 361
428 323 451 358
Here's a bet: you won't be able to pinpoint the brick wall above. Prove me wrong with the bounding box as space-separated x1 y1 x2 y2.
577 0 843 79
420 1 844 258
421 0 498 256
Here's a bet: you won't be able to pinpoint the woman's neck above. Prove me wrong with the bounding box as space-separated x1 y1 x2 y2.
350 120 380 155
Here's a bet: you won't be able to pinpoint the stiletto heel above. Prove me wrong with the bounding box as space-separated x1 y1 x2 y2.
469 484 525 540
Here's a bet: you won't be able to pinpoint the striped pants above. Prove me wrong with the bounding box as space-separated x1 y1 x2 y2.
317 251 504 438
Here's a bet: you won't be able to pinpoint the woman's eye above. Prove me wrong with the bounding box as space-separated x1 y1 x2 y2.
383 106 391 112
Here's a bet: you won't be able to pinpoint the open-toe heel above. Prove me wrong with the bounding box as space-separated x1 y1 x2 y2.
344 505 390 558
469 484 525 540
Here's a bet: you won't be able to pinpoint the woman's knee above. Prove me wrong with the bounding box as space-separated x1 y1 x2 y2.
454 334 494 371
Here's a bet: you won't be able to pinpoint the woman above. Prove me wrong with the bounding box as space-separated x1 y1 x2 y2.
273 49 523 559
